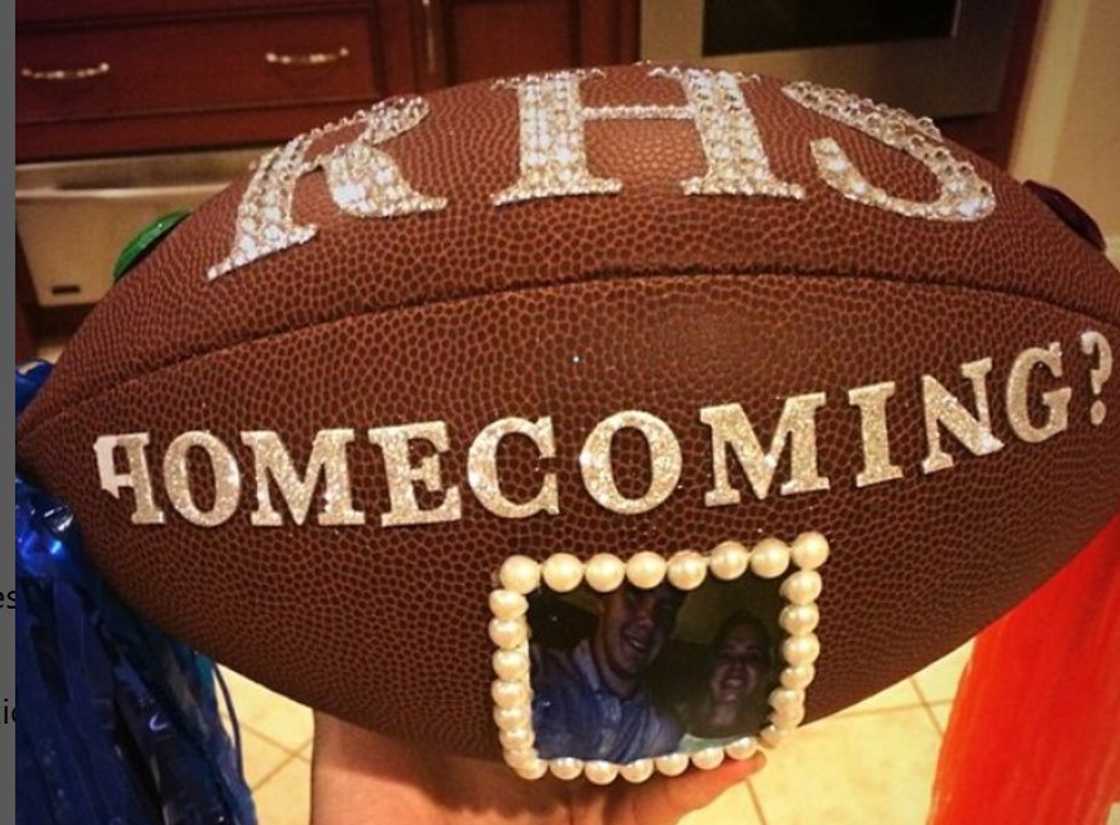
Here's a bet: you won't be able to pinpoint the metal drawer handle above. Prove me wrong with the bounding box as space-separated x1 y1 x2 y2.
265 46 350 66
21 62 110 81
420 0 438 75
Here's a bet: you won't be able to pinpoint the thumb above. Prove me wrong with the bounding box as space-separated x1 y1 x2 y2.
624 752 766 825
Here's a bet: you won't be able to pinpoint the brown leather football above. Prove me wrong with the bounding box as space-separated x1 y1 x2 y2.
16 64 1120 772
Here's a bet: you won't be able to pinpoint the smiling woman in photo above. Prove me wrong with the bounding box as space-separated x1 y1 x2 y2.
676 612 776 753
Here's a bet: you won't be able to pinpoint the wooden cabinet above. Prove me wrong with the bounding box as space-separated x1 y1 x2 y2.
16 0 1036 165
15 0 640 161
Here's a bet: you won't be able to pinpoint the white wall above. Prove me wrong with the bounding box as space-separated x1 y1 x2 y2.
1010 0 1120 265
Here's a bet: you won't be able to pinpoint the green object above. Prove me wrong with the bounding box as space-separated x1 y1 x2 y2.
112 209 191 282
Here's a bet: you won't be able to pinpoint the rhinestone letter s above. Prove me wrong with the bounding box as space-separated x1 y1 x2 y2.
782 81 995 222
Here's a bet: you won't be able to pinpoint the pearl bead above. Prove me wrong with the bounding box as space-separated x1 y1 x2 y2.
626 551 667 589
760 725 787 748
768 687 804 711
619 759 655 783
709 540 750 580
725 736 758 760
780 664 816 690
515 758 548 780
489 589 528 620
493 705 530 731
691 747 725 770
771 704 805 729
667 550 707 590
654 752 690 777
772 694 805 717
792 531 830 570
779 603 819 636
491 679 528 709
542 553 584 593
503 746 539 768
500 555 541 595
499 726 535 751
549 758 584 780
782 633 821 666
492 649 529 681
750 538 791 578
584 760 619 785
584 553 626 592
489 618 527 650
780 570 822 606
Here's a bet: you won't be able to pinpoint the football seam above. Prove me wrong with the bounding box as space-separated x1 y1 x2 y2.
18 266 1120 446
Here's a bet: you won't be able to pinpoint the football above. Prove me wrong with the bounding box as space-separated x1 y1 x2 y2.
16 64 1120 777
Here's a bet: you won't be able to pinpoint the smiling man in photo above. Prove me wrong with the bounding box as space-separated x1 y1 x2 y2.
530 582 686 763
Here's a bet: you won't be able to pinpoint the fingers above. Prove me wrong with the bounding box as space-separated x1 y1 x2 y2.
311 711 571 822
625 753 766 825
311 711 420 774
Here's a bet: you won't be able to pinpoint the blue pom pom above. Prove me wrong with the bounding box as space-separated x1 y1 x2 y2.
15 367 257 825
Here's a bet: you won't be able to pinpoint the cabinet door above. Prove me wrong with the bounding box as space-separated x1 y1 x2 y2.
419 0 638 86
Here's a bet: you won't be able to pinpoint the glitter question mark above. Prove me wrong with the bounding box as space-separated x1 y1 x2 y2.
1080 330 1113 426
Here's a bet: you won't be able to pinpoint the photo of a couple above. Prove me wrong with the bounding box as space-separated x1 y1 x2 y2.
528 577 781 763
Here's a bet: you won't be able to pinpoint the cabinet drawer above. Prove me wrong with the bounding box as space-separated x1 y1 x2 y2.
16 0 360 25
17 12 378 125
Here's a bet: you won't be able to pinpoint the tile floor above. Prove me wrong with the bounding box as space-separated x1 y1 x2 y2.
221 640 973 825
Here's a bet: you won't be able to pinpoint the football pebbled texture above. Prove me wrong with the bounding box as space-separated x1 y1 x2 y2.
16 64 1120 759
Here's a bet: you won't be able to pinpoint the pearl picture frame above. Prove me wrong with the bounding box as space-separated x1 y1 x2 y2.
487 532 829 782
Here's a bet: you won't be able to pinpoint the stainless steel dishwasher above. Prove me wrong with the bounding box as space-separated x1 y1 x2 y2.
16 146 266 307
